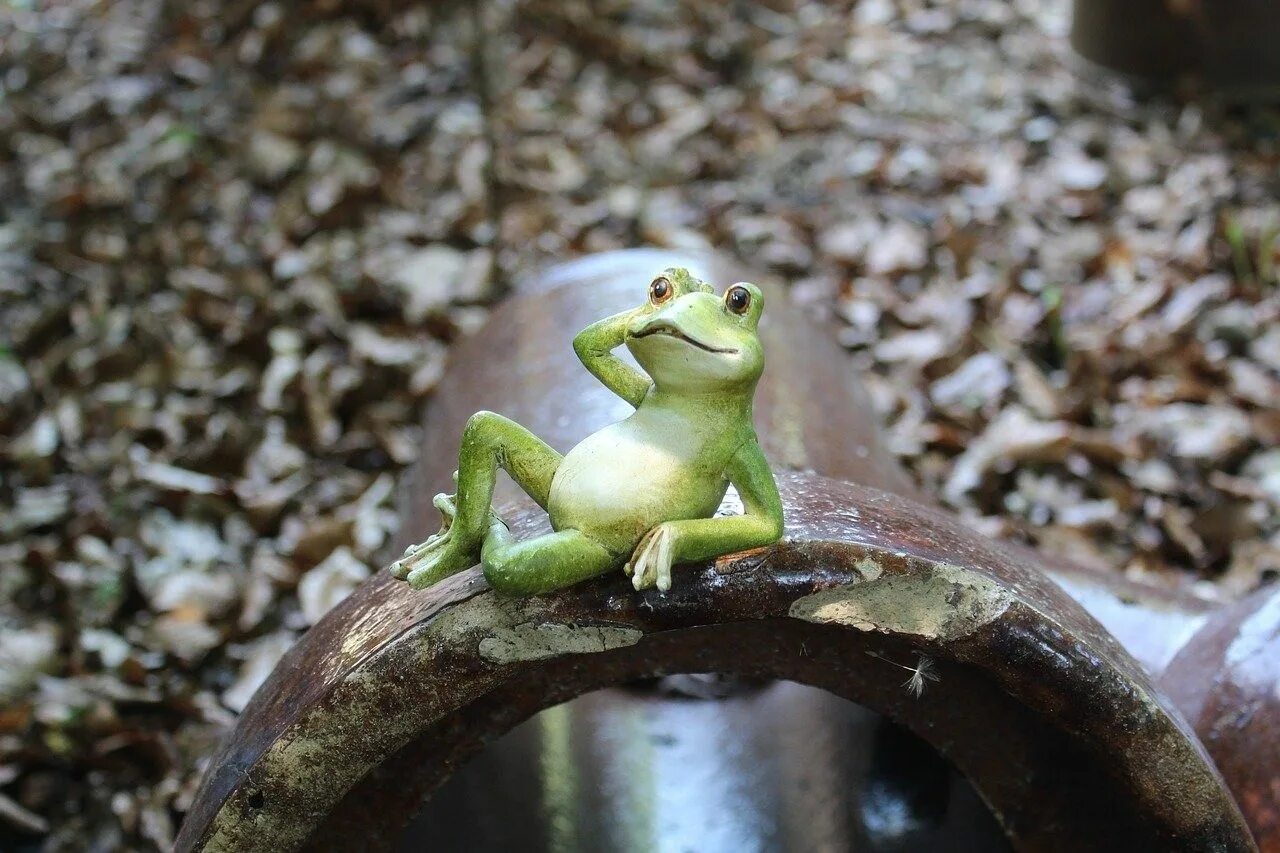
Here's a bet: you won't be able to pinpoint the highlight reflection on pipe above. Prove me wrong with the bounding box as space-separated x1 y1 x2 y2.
403 681 1010 852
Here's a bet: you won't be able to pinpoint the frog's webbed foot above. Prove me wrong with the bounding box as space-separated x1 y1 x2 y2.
402 540 477 590
624 523 676 592
390 488 508 589
388 492 456 580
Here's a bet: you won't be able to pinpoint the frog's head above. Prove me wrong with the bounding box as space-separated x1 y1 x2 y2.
625 267 765 394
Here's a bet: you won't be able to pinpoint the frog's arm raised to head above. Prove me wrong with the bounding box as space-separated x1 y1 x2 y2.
573 268 716 408
572 308 651 408
626 436 784 592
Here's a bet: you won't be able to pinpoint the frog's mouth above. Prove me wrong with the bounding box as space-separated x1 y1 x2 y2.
630 322 738 354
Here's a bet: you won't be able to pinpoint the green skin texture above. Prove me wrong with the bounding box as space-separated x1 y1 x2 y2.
389 267 784 595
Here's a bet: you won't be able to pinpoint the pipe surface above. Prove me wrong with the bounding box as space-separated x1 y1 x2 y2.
176 250 1273 852
1162 587 1280 850
1071 0 1280 99
400 249 1006 851
180 474 1254 852
403 249 1277 849
405 249 1220 676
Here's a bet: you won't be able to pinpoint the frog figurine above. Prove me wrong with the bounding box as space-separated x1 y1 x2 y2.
390 267 784 595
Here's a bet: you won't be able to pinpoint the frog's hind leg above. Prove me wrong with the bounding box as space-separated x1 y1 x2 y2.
482 525 617 596
400 411 561 589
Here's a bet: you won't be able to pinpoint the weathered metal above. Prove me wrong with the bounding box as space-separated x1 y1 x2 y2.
1163 586 1280 851
1071 0 1280 99
177 250 1274 852
399 680 1012 851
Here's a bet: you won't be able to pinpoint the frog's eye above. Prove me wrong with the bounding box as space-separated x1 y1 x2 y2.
724 285 752 315
649 276 674 305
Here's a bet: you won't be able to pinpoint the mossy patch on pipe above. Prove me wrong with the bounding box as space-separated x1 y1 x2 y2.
788 561 1010 641
479 622 643 663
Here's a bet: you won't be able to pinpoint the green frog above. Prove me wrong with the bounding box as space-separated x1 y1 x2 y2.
390 267 784 595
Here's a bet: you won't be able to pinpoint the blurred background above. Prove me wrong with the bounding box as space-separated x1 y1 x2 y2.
1 0 1278 849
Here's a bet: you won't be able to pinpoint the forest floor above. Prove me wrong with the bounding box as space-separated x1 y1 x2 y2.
2 0 1278 848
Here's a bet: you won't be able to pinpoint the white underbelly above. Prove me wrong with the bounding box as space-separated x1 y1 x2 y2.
547 424 728 552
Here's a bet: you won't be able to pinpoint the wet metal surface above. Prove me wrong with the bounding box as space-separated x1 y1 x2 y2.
1072 0 1280 97
1162 587 1280 851
177 250 1273 852
175 471 1255 853
403 683 1009 853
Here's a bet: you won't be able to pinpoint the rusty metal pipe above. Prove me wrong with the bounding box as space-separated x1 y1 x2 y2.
176 250 1272 852
408 249 1239 677
1162 587 1280 848
1071 0 1280 99
409 249 1280 848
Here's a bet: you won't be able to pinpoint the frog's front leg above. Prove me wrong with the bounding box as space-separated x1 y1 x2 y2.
573 307 650 407
626 439 784 591
393 411 561 590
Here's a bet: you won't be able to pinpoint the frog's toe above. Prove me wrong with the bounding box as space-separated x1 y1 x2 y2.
628 525 675 592
405 543 478 590
392 530 453 579
402 533 439 558
623 531 650 580
432 492 458 528
389 558 410 580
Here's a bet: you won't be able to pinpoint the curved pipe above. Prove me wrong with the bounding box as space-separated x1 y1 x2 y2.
405 249 1221 676
1162 588 1280 849
498 255 1280 849
1071 0 1280 98
178 474 1251 851
176 249 1272 851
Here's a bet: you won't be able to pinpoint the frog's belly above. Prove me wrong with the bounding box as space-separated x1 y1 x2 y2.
547 427 728 554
